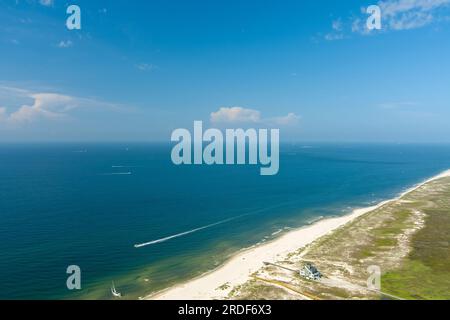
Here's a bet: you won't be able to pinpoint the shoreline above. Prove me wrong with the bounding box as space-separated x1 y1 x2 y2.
147 169 450 300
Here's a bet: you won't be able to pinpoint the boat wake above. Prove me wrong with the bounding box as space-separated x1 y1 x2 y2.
134 215 246 248
101 172 132 175
134 200 304 248
112 166 137 168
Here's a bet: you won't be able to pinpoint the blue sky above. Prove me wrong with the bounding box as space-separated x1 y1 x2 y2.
1 0 450 142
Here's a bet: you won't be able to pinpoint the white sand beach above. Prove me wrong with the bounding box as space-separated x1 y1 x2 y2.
148 169 450 300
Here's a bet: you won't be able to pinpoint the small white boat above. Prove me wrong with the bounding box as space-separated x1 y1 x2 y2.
111 281 122 298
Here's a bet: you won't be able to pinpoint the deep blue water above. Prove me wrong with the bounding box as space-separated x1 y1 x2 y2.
1 143 450 299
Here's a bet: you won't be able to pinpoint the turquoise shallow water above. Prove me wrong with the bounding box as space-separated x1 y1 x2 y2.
1 143 450 299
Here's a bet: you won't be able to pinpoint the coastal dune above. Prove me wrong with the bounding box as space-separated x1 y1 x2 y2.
148 169 450 300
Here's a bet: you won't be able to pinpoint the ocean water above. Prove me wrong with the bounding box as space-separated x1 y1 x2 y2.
1 143 450 299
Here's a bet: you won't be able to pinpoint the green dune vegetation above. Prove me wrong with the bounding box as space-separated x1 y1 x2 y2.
232 176 450 300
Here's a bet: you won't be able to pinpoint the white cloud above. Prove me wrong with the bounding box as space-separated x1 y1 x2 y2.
388 10 434 29
39 0 54 7
211 107 261 123
210 106 300 126
0 86 123 126
351 18 372 35
136 63 157 72
0 107 7 121
324 0 450 39
324 19 345 41
372 0 450 31
57 40 73 48
332 19 343 31
324 32 345 41
380 0 450 16
7 93 75 124
271 113 301 126
378 101 419 109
